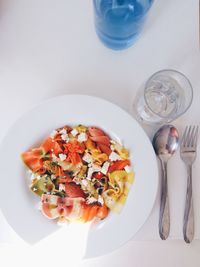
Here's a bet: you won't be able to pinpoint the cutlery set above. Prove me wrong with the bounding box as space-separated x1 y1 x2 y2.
153 125 199 243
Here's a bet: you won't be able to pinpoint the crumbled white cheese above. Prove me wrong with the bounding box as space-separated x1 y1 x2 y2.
110 144 115 151
109 151 121 161
59 153 66 161
32 187 37 192
59 184 66 192
92 164 102 172
86 197 97 204
61 133 69 142
73 176 81 185
98 196 104 205
87 167 94 180
51 174 56 180
81 179 88 187
125 165 131 173
71 128 78 137
78 133 88 142
86 164 102 180
101 161 110 175
82 153 92 163
59 128 67 135
50 130 58 138
52 154 58 161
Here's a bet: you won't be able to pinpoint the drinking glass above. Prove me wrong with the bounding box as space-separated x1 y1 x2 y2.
93 0 154 50
134 70 193 124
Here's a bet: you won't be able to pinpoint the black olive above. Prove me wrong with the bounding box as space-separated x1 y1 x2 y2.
97 187 103 195
67 171 74 177
100 178 106 184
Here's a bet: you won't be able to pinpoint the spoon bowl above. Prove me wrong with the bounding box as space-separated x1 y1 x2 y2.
153 125 179 240
153 125 179 159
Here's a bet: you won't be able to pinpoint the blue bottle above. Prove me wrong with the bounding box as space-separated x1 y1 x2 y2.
93 0 154 50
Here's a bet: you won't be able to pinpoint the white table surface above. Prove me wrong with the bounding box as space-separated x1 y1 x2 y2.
0 0 200 266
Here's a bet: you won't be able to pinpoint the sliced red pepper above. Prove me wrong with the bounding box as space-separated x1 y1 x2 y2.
108 160 130 173
88 127 105 137
65 182 86 198
96 205 109 219
66 152 81 165
57 175 73 184
64 140 85 154
41 137 63 155
53 141 63 155
41 137 54 153
64 140 84 165
97 144 112 156
90 135 110 146
87 205 99 221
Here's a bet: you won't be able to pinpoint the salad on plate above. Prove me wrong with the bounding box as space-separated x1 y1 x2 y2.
21 125 134 224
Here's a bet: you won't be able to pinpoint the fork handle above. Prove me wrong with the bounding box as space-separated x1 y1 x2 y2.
183 164 194 243
159 160 170 240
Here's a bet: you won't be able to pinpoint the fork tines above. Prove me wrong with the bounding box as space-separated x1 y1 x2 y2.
181 126 199 150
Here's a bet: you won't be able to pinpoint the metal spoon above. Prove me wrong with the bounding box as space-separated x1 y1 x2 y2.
153 125 179 240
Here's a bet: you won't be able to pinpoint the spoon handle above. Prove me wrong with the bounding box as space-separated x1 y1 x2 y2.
159 160 170 240
183 164 194 243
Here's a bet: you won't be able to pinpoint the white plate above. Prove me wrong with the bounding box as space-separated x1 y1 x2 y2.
0 95 158 258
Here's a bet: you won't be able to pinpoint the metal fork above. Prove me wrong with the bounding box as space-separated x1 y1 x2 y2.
180 125 199 243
